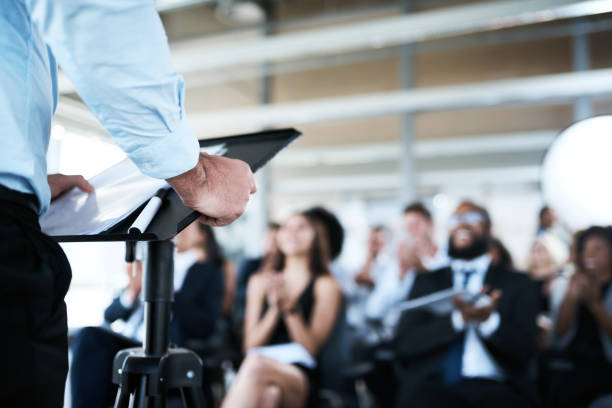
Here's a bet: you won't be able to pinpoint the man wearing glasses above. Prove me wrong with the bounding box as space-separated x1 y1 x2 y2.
393 201 539 408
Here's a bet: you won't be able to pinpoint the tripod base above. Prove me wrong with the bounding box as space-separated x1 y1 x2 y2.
112 347 205 408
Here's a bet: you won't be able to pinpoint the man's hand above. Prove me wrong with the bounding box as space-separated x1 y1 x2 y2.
453 287 502 323
167 153 256 226
47 174 94 200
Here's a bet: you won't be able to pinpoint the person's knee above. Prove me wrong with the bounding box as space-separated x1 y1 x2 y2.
260 384 282 408
71 326 102 353
240 354 276 384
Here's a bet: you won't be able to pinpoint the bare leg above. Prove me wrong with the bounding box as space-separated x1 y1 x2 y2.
260 385 281 408
221 354 309 408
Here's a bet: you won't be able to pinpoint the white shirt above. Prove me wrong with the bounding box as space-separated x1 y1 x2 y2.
365 263 416 321
450 253 505 381
345 253 393 329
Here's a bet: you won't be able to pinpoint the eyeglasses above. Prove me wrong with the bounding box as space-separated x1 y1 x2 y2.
449 211 484 229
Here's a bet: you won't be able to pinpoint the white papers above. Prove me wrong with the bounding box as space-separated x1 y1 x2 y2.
40 144 226 236
248 342 316 369
384 288 460 329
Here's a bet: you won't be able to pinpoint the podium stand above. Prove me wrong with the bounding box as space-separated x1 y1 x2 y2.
48 129 300 407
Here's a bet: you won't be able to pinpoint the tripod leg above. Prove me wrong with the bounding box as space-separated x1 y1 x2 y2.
134 376 148 408
182 386 205 408
114 385 130 408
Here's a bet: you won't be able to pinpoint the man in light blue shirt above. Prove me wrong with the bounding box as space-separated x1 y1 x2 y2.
1 2 256 406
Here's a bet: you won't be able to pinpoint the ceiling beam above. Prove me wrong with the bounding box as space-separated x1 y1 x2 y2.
272 165 541 194
271 130 557 168
187 68 612 135
57 0 612 95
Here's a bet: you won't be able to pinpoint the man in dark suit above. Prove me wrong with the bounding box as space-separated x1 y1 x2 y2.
394 201 539 408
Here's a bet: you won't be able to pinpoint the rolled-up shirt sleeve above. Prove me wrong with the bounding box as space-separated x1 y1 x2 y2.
25 0 199 179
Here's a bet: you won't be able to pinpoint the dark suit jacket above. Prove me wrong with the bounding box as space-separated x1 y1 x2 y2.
104 260 224 347
393 262 539 402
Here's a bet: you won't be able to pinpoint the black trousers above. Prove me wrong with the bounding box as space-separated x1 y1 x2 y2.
70 327 139 408
0 186 71 407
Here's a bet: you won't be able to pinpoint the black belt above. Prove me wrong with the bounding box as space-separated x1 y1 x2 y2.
0 184 40 223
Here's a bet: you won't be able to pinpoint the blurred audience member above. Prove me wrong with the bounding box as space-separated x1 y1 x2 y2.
364 237 424 322
547 226 612 408
403 201 447 269
537 205 571 246
354 225 389 288
489 237 514 270
344 225 390 330
527 233 569 349
70 223 226 408
529 234 569 310
393 201 538 408
222 212 342 408
303 206 345 266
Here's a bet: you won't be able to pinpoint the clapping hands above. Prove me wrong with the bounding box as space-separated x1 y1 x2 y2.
453 285 502 323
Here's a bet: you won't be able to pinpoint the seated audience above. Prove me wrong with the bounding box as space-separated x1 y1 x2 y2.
346 225 391 330
221 211 342 408
547 226 612 408
537 205 571 246
403 201 447 270
529 233 569 310
69 223 226 408
393 201 539 408
527 233 569 349
303 206 345 270
364 236 424 324
354 225 389 289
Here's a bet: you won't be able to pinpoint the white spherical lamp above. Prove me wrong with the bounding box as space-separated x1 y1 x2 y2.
542 115 612 230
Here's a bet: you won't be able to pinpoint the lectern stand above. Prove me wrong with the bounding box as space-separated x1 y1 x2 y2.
46 129 301 407
112 240 205 408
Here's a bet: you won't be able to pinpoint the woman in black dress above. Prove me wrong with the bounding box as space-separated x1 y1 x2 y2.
222 211 342 408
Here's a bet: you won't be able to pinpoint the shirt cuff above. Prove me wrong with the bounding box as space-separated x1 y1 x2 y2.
451 310 466 332
478 311 501 338
120 291 136 309
124 116 200 180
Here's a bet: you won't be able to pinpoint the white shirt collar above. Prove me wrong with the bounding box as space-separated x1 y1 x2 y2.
450 253 491 277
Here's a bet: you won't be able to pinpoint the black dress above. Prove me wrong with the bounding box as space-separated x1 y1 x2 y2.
261 277 319 407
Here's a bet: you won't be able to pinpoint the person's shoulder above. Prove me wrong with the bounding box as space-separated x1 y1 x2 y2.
314 274 342 297
247 269 273 289
494 265 535 288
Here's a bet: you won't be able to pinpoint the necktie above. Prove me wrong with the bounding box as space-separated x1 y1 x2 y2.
441 269 475 385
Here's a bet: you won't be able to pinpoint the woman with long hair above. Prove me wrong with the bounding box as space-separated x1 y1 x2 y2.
546 226 612 407
221 211 342 408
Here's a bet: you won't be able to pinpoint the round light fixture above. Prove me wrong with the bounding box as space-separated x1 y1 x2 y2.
541 115 612 230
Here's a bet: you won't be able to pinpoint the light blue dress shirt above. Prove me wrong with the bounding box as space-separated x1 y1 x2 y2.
0 1 200 214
